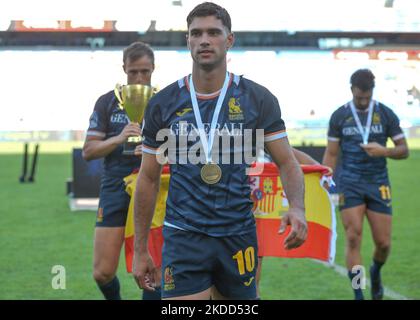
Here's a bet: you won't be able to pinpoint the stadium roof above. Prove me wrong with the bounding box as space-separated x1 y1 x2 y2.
0 0 419 32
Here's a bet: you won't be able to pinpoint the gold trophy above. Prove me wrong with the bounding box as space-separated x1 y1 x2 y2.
114 84 155 156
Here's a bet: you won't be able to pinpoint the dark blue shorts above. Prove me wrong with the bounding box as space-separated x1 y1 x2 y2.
338 180 392 215
96 176 130 227
161 226 258 299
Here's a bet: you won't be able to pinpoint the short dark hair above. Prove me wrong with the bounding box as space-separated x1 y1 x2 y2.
350 69 375 91
187 2 232 32
123 41 154 65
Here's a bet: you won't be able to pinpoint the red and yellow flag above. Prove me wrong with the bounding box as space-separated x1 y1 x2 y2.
124 164 336 273
250 163 336 262
123 166 170 272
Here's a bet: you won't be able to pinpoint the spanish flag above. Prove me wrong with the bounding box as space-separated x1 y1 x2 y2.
123 166 170 272
124 164 336 273
250 163 336 263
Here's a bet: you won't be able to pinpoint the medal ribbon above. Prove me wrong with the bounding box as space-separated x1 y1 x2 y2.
189 72 230 163
349 99 375 145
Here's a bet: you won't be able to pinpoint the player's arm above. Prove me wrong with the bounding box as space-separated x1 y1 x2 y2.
132 152 162 290
361 108 409 160
292 148 319 165
360 138 409 160
82 123 141 161
386 137 409 159
265 138 307 250
322 140 340 172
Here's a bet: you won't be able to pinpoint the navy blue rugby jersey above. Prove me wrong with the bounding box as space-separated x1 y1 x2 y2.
86 90 141 178
328 101 404 183
142 73 287 237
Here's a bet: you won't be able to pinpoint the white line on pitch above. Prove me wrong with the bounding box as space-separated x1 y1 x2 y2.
313 260 411 300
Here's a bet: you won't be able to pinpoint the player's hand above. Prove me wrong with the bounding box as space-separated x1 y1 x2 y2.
117 122 141 144
360 142 387 157
132 251 159 291
279 207 307 250
324 166 333 177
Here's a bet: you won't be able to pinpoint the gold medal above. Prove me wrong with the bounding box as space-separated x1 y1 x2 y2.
200 163 222 184
189 72 229 186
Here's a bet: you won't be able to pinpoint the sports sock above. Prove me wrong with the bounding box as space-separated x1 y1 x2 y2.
142 287 161 300
348 270 365 300
370 259 384 280
370 260 384 300
98 276 121 300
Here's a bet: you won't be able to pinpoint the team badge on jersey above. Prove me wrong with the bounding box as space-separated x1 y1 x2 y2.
164 266 175 291
372 112 381 125
228 98 244 121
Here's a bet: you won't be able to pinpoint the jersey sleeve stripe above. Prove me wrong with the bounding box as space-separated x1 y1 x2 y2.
142 145 160 155
392 133 405 141
264 130 286 137
86 130 106 138
264 131 287 142
328 136 340 141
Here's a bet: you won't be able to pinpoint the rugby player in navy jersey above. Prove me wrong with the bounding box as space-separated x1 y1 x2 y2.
132 2 307 300
83 42 160 300
323 69 409 300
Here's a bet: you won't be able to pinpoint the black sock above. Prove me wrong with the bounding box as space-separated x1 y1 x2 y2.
370 259 384 281
348 270 364 300
98 277 121 300
142 287 161 300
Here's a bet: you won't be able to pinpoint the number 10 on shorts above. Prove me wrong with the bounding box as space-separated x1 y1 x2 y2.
232 247 255 275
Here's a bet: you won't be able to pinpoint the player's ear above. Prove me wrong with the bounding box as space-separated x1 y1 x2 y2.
226 32 234 50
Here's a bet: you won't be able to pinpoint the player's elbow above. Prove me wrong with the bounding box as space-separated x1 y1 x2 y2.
394 144 410 160
401 147 409 159
138 165 161 187
82 139 100 161
82 147 94 161
327 147 339 159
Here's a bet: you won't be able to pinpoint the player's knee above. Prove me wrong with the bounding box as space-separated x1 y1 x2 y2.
376 241 391 254
347 231 362 249
93 269 116 285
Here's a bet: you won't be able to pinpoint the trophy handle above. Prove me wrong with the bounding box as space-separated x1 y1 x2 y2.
114 84 124 110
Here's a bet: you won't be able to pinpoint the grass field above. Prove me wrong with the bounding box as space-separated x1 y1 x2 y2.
0 144 419 300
